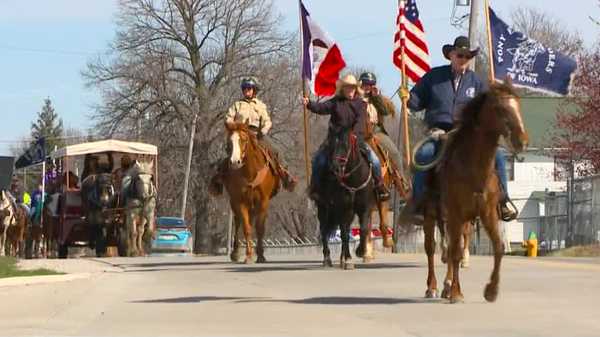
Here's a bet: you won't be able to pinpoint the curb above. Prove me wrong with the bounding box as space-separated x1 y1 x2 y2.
0 273 92 288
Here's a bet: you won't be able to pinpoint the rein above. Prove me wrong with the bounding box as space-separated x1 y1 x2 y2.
333 132 372 194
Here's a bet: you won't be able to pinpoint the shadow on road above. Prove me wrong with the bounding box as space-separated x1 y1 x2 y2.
132 295 437 305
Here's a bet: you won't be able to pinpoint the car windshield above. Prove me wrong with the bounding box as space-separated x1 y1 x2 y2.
157 217 186 228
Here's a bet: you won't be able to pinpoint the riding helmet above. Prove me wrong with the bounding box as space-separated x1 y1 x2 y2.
359 72 377 86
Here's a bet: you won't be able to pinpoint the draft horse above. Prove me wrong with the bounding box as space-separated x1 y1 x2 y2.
420 80 528 302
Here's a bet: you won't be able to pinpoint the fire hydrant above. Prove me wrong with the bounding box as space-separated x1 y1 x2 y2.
522 231 538 257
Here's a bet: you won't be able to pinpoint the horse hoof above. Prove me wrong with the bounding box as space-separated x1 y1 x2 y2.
343 262 355 270
460 261 470 268
383 237 394 248
484 283 498 302
425 289 439 299
230 253 241 263
322 259 333 268
256 256 267 264
449 294 465 304
362 256 374 263
441 283 452 299
244 257 254 264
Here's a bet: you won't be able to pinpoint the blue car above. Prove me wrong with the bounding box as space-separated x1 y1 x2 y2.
152 217 193 253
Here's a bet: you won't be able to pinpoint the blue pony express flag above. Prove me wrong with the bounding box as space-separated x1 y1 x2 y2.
489 7 577 95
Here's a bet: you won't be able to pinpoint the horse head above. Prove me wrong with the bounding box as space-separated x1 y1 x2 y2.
488 78 529 153
129 161 156 201
225 121 253 170
462 77 528 154
95 173 116 208
329 128 359 179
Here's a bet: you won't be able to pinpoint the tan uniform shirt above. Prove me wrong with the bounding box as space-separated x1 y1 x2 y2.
364 98 379 124
225 98 272 135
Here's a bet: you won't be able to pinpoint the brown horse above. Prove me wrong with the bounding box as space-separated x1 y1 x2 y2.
421 80 528 303
211 122 279 264
363 136 409 260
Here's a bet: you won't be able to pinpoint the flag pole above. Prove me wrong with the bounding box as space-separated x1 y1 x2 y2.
299 0 311 186
484 0 495 83
399 0 411 168
302 82 311 186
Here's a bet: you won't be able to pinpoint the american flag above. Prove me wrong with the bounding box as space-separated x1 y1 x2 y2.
393 0 431 83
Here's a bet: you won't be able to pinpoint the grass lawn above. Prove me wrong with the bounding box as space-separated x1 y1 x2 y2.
549 245 600 257
0 257 63 278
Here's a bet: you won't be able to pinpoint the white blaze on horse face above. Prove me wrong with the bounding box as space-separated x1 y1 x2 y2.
229 131 243 168
507 97 525 133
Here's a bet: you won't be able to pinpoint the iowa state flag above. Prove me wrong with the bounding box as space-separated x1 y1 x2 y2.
300 1 346 97
489 7 576 95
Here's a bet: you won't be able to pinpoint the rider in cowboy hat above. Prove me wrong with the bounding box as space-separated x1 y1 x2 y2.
358 72 402 173
400 36 516 223
222 77 298 191
302 74 390 201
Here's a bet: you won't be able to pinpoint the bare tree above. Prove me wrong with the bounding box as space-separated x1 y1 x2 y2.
83 0 315 253
510 6 584 58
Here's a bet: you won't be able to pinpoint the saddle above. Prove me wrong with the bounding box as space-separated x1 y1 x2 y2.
368 136 410 197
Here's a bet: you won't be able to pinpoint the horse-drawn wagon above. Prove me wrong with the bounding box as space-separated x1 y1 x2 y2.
48 139 158 258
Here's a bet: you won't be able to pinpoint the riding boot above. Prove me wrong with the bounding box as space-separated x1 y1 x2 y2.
279 166 298 192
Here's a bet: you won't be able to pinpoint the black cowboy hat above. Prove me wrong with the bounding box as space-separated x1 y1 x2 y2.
442 36 480 60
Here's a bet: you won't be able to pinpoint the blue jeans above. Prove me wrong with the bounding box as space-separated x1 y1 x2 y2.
411 140 509 201
311 146 382 186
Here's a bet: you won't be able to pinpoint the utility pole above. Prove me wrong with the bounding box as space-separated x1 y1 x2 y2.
467 0 482 71
181 114 197 220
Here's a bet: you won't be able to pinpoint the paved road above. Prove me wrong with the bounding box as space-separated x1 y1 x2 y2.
2 253 599 337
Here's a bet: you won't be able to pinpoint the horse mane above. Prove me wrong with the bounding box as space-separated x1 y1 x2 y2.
459 81 519 131
130 161 154 176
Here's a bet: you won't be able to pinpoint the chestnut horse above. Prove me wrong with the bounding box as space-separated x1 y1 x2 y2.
421 80 528 303
213 122 279 264
363 135 409 260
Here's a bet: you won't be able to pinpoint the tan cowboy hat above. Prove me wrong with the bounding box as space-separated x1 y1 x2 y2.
335 74 363 96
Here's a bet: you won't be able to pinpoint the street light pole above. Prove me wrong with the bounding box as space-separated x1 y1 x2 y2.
181 113 198 220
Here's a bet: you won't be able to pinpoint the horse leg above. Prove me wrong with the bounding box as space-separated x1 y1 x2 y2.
461 223 471 268
0 229 6 257
319 207 333 268
481 208 504 302
378 200 393 248
355 209 370 262
447 219 465 303
340 221 354 270
239 206 254 264
255 204 269 264
423 215 438 298
230 213 242 262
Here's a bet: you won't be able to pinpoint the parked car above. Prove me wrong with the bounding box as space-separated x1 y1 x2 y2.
152 217 192 253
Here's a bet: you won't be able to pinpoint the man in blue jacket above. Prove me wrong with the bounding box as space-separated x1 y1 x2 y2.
401 36 516 222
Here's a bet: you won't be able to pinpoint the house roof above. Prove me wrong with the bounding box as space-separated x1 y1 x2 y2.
520 97 577 149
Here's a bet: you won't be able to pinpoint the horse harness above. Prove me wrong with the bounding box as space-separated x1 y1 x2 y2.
332 133 373 195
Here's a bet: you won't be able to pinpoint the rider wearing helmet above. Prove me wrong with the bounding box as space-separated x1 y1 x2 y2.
359 72 402 174
222 77 298 191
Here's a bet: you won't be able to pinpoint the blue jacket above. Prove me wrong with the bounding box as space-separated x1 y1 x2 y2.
408 65 487 131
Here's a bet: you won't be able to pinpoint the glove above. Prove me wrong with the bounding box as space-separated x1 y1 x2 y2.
399 87 410 101
429 128 446 141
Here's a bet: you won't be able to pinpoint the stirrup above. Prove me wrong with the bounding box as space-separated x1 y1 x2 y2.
499 199 518 222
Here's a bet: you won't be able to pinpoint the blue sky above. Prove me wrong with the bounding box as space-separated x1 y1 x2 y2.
1 0 598 155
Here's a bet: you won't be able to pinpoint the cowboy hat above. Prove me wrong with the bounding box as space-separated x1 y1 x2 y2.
335 74 363 96
442 36 480 60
